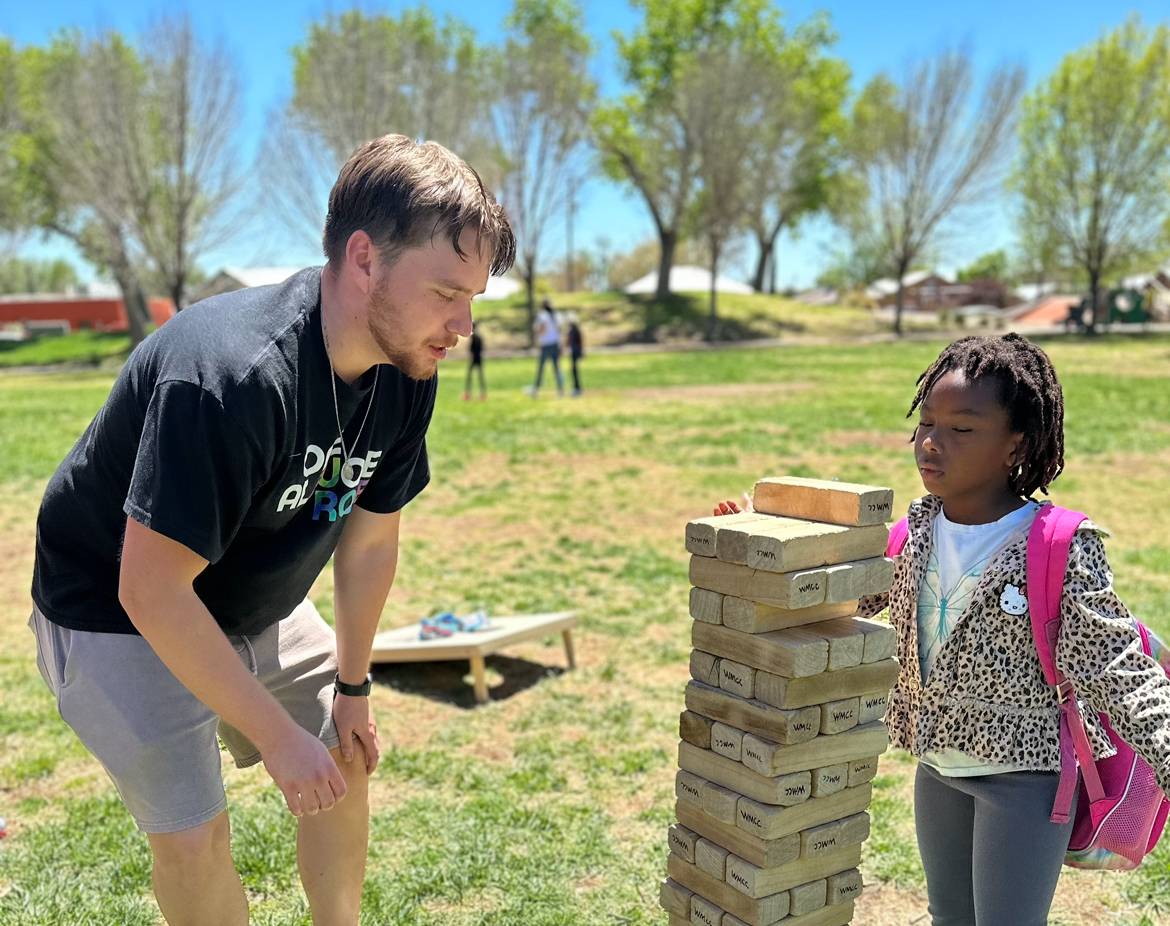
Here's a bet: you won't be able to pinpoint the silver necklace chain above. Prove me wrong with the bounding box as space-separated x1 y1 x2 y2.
322 310 378 464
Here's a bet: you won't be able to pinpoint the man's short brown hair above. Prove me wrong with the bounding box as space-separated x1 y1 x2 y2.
322 135 515 275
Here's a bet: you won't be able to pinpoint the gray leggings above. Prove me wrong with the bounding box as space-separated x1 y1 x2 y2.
915 762 1077 926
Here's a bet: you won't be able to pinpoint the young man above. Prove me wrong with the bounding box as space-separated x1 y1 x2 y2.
28 135 514 925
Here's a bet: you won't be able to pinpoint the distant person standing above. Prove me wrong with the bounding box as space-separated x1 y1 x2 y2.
463 322 486 400
526 298 563 397
566 314 584 397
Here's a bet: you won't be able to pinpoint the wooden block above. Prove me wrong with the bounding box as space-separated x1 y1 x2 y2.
711 722 745 762
696 837 731 880
690 588 725 624
848 756 879 787
684 724 887 785
726 845 861 899
677 769 707 807
660 878 694 918
862 557 896 597
752 477 894 527
702 780 742 824
734 784 873 841
788 879 828 917
685 681 820 747
668 855 790 926
859 691 889 725
716 515 809 565
819 698 860 735
826 868 863 905
681 711 716 750
687 511 772 558
853 616 897 663
728 906 855 926
723 598 859 635
755 659 901 710
693 622 829 679
690 556 828 610
800 813 870 859
747 523 889 575
806 620 865 670
690 650 722 686
824 563 867 603
669 823 701 863
810 764 848 797
669 915 691 926
720 659 757 699
690 894 724 926
742 731 820 776
676 801 802 870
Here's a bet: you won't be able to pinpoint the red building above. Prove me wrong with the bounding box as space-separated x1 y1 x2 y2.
0 294 175 332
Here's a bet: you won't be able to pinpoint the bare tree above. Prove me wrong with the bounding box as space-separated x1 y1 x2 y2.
23 31 154 345
261 8 494 251
849 49 1026 334
1014 18 1170 331
131 16 243 310
491 0 594 342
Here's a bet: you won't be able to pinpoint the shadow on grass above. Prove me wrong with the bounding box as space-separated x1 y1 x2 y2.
371 653 565 708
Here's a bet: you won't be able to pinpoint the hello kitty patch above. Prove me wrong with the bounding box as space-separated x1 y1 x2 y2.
1000 584 1029 616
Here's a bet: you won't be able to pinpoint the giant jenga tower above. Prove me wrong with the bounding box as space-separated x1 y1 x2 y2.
660 477 898 926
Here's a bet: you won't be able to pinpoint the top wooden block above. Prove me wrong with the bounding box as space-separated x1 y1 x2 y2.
753 478 895 527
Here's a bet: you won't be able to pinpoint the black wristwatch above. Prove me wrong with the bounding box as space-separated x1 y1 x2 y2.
334 672 372 697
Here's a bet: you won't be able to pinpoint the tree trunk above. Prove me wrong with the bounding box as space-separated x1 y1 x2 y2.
655 230 677 300
1087 268 1101 335
111 264 149 349
768 248 778 295
894 274 906 337
706 248 720 342
751 233 769 293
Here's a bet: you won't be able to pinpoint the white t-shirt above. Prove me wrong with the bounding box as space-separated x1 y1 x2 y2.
536 311 561 347
917 500 1040 777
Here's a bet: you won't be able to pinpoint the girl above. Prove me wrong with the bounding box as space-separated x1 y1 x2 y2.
716 334 1170 926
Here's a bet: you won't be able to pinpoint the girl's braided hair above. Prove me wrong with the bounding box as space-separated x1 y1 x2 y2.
908 333 1065 497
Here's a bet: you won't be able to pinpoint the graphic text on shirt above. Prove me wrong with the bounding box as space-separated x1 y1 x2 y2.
275 437 383 521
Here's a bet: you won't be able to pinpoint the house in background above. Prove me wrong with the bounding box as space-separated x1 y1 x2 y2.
192 267 303 303
0 289 174 333
866 271 1019 311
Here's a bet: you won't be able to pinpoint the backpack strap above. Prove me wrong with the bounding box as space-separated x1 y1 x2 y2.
887 517 909 558
1026 504 1103 823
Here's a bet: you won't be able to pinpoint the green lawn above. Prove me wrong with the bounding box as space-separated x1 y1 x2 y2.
1 335 1168 925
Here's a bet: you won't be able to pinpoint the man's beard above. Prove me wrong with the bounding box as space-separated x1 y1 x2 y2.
367 284 438 381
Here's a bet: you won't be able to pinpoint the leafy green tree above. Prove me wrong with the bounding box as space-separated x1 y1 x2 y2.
268 6 492 245
847 49 1025 334
0 257 80 294
741 14 849 294
17 32 154 344
492 0 594 340
1014 17 1170 331
0 37 26 236
957 249 1009 282
594 0 781 299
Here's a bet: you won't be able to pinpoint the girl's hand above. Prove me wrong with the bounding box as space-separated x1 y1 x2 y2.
713 499 742 516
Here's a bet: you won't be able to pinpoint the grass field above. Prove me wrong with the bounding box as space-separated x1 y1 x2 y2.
1 335 1169 925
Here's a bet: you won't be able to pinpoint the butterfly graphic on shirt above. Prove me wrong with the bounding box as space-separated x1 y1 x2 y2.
916 546 996 681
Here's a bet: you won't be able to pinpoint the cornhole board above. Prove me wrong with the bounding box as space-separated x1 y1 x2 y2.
369 611 578 703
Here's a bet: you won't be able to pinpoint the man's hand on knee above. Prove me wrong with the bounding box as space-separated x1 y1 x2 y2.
261 723 347 817
332 693 380 776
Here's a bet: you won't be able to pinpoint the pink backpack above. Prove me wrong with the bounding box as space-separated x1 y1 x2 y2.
888 504 1170 870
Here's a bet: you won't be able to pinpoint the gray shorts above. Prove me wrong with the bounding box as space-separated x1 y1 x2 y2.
29 600 341 834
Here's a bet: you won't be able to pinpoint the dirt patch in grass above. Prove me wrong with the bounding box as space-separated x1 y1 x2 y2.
621 380 816 403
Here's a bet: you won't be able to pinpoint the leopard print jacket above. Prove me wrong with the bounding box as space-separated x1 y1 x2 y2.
859 494 1170 791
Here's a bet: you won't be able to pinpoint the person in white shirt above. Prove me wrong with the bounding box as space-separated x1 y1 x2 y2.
528 298 564 397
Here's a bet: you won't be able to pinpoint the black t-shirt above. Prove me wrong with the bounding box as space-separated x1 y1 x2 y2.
32 268 435 636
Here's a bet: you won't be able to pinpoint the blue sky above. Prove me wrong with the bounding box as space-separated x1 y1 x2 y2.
4 0 1166 289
